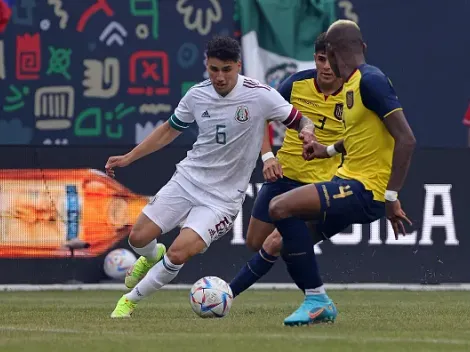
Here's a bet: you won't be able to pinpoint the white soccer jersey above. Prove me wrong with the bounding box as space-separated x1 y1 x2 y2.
168 75 301 205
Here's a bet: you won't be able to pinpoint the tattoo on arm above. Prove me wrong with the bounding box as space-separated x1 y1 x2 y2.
297 116 314 133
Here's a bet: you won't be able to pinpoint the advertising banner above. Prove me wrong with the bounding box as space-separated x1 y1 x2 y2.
0 147 469 284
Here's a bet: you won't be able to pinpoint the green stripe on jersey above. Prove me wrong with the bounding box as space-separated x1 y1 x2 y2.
168 114 190 131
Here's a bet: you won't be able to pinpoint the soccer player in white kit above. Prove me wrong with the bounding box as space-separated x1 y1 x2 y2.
106 36 315 318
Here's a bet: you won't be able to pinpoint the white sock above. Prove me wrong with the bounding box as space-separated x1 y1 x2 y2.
305 285 326 295
125 254 183 302
129 239 157 260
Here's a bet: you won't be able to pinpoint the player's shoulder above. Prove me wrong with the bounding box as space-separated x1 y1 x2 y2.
182 79 213 101
187 79 213 94
283 69 317 86
240 75 272 91
358 64 391 86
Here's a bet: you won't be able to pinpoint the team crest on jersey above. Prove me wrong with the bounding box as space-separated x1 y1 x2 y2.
346 90 354 109
235 105 249 123
334 103 343 120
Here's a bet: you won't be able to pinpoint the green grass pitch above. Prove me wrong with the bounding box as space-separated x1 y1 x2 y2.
1 290 470 352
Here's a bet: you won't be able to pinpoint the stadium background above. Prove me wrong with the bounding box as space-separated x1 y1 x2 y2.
0 0 469 285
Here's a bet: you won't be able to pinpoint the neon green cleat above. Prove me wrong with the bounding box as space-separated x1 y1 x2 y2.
110 295 136 318
124 243 166 289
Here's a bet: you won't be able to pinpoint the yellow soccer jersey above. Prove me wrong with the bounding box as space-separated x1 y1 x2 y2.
276 69 344 184
336 64 403 202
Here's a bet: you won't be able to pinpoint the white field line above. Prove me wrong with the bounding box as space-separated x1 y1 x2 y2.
2 283 470 292
0 326 468 346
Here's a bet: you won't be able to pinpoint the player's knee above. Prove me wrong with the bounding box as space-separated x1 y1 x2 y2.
166 246 190 266
263 231 282 256
268 196 289 221
128 227 151 248
245 233 263 252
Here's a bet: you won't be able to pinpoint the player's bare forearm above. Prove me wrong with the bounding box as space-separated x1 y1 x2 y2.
261 122 273 155
297 116 315 134
383 111 416 192
127 121 181 163
334 139 346 154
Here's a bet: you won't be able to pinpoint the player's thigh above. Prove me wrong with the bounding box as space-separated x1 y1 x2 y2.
129 212 163 247
268 184 323 221
252 178 305 223
316 177 385 238
135 179 192 244
245 216 275 251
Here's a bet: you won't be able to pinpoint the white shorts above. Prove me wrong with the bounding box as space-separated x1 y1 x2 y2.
142 172 239 247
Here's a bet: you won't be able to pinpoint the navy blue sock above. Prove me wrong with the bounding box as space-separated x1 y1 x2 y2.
275 217 323 291
230 248 278 297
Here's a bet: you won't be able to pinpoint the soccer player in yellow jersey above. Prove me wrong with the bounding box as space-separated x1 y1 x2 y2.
229 33 344 309
268 20 416 326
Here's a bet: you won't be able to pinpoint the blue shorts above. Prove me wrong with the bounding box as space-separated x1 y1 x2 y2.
252 177 306 223
315 176 385 238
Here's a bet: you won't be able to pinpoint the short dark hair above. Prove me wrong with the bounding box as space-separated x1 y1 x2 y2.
206 36 241 62
315 32 327 53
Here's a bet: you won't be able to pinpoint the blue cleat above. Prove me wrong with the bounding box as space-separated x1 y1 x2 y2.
284 294 337 326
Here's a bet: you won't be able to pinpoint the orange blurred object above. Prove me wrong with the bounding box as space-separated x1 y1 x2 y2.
0 169 148 258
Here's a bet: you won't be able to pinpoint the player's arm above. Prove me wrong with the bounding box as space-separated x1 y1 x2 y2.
126 121 182 164
360 74 416 194
105 93 194 175
361 73 415 237
260 122 273 157
382 110 416 192
126 92 196 163
260 122 283 182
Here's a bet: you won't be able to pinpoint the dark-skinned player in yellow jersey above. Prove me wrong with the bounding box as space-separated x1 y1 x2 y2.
268 20 416 326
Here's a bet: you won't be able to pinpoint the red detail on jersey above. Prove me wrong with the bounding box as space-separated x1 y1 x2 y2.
243 78 271 90
283 107 302 129
463 104 470 126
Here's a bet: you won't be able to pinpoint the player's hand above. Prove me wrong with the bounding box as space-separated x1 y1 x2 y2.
299 127 316 145
263 157 283 182
385 199 412 239
105 154 132 178
303 141 330 160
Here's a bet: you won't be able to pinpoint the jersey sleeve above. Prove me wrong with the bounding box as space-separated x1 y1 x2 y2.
277 75 294 102
360 73 403 120
262 88 302 128
168 91 195 131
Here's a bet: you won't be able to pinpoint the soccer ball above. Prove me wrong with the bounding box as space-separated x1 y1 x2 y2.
189 276 233 318
103 248 137 280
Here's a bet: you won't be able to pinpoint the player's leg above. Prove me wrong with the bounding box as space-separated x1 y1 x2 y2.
124 213 166 289
229 180 284 297
230 224 280 297
111 178 194 318
268 183 337 326
113 205 234 318
124 178 193 289
123 226 207 301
